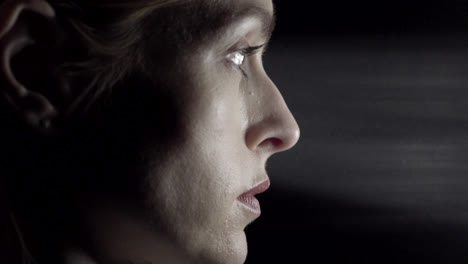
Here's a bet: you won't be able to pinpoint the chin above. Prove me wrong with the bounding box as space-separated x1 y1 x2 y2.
195 231 248 264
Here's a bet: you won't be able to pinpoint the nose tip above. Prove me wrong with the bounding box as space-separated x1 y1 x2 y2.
279 119 300 151
244 68 301 155
245 96 301 154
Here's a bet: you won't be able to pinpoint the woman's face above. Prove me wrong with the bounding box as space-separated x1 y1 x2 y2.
83 0 299 263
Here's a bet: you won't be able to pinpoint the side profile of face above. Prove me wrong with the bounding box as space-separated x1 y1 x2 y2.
0 0 299 263
150 0 299 260
86 0 299 263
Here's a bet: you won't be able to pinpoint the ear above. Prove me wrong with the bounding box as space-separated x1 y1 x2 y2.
0 0 60 134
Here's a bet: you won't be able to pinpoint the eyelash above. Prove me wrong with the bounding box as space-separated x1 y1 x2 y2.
226 44 265 78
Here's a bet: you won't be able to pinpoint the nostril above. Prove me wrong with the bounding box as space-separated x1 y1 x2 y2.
245 116 300 153
258 137 283 151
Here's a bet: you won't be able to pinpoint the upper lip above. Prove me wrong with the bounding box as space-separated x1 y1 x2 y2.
239 178 270 198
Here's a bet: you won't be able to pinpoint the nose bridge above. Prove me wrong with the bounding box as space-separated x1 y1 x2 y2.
244 73 300 153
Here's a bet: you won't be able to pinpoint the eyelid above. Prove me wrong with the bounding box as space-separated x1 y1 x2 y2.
239 44 265 57
225 43 266 79
225 41 265 56
226 43 266 65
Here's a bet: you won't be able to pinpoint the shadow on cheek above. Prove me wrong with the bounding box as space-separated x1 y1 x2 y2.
63 73 184 202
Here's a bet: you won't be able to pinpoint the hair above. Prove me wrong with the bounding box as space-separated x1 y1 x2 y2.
49 0 185 114
0 0 236 263
0 1 185 263
49 0 231 116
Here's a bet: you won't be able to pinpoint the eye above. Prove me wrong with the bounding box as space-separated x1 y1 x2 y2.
226 51 246 66
225 44 265 78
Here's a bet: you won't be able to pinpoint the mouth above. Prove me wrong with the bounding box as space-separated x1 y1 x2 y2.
237 179 270 216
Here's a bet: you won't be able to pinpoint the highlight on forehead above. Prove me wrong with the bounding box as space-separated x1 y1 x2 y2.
227 5 276 41
194 0 276 46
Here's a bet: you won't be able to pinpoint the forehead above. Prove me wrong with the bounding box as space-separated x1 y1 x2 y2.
141 0 275 62
218 0 274 27
196 0 275 45
224 0 275 35
234 0 274 13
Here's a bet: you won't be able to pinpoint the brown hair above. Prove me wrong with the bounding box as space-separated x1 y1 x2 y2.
1 1 188 263
0 1 236 263
49 0 184 114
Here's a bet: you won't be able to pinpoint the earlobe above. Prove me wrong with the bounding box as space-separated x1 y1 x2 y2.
0 0 58 133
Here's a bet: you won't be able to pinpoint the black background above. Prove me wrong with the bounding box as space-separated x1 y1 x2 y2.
246 1 468 263
273 0 468 36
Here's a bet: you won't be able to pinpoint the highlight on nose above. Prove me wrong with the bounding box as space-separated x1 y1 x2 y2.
243 70 300 153
245 102 300 153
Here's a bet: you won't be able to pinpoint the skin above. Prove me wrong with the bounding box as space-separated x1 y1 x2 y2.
0 0 299 263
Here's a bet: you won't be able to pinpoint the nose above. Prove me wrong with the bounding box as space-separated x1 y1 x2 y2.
244 75 300 154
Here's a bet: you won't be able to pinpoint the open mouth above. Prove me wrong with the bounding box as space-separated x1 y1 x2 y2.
237 179 270 215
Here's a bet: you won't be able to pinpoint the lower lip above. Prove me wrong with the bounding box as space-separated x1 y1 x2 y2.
238 194 261 215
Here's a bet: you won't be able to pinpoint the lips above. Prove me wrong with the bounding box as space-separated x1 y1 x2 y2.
237 179 270 215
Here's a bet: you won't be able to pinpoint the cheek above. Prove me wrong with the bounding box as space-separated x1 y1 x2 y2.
172 73 247 208
186 64 247 140
142 134 247 261
139 69 251 257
